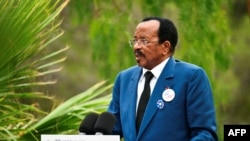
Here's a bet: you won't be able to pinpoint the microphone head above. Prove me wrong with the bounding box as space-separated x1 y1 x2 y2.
79 112 99 135
94 111 116 135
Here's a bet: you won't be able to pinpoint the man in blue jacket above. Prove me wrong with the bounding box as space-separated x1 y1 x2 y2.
108 16 218 141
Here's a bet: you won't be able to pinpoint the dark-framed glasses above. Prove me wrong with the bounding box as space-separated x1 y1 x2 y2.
129 39 159 47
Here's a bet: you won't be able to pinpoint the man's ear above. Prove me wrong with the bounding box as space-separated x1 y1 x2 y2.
162 40 171 55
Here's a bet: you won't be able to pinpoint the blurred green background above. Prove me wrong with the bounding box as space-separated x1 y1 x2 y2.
0 0 249 140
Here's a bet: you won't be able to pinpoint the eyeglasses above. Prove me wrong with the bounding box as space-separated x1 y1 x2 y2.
129 39 159 47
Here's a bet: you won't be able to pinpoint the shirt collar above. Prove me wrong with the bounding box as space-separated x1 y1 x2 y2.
141 57 169 80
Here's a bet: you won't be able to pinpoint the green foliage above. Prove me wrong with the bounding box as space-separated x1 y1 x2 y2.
22 81 112 140
0 0 69 140
177 0 232 71
0 0 113 140
89 14 134 80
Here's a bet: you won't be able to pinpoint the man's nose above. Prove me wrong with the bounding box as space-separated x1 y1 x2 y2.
133 42 142 49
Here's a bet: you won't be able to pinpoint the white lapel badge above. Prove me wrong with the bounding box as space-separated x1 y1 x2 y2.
162 88 175 102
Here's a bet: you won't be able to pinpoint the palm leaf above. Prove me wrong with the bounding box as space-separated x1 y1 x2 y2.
0 0 69 140
22 81 112 140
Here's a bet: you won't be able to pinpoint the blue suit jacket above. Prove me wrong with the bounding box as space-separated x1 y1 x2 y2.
108 57 217 141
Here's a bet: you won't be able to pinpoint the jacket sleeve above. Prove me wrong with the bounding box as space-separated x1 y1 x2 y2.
107 73 123 138
187 68 218 141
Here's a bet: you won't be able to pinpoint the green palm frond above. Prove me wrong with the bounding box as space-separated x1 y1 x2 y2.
22 81 112 140
0 0 69 140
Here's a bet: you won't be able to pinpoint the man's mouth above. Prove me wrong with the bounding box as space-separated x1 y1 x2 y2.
135 50 144 61
135 50 143 57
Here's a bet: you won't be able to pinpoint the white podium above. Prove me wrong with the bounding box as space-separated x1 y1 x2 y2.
41 134 120 141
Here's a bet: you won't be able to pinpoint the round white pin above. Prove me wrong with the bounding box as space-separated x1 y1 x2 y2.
162 88 175 102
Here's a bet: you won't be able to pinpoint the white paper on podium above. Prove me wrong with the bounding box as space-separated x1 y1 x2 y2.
41 134 120 141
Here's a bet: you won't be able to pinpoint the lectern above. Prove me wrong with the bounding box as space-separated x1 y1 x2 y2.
41 134 120 141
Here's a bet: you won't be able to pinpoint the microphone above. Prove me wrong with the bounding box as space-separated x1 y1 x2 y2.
79 112 99 135
94 111 116 135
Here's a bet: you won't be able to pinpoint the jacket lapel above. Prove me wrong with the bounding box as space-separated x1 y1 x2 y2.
137 57 176 139
125 67 142 139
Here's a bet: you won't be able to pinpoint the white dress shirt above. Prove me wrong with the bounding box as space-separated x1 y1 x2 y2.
136 58 169 111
